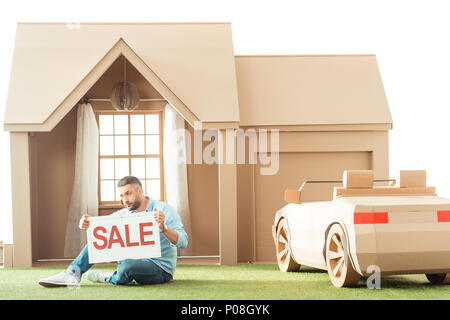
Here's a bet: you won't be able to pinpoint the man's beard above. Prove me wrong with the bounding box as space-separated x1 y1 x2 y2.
129 196 141 211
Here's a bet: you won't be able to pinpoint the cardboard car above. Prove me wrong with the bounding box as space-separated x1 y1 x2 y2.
272 169 450 287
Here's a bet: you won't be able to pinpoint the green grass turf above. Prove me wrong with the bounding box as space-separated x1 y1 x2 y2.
1 264 450 300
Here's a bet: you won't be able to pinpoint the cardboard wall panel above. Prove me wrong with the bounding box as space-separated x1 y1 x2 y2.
31 107 77 259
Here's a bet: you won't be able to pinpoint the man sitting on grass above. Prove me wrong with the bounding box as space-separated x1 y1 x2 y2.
38 175 188 287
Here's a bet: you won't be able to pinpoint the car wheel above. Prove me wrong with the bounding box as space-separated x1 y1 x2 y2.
325 224 360 287
276 219 300 272
426 273 450 284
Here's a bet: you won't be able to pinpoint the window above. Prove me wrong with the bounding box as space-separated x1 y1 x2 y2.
97 112 163 205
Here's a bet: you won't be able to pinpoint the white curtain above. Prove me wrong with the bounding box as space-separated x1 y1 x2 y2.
164 103 193 256
64 103 99 257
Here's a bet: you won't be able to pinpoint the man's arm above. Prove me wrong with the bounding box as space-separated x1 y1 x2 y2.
160 225 178 245
153 208 188 248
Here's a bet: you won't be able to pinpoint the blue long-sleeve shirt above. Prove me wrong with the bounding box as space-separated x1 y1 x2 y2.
111 196 188 275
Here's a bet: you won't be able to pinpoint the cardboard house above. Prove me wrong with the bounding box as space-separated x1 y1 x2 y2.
3 22 392 267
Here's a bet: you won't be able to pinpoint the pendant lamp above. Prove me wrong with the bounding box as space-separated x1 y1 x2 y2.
110 56 140 111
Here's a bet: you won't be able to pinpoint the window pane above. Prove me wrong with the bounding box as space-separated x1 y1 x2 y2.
146 158 160 178
131 135 145 155
99 115 113 135
100 159 114 179
143 179 147 195
145 114 159 134
100 136 114 155
115 136 129 155
101 180 115 201
146 179 160 200
146 135 160 154
115 158 129 180
130 115 145 134
114 115 128 134
131 158 146 179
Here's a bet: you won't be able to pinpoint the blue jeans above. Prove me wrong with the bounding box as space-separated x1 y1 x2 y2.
66 245 173 285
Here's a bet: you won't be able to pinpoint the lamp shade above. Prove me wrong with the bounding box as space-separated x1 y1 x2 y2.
110 81 140 111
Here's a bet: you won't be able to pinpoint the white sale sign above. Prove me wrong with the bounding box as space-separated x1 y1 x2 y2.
86 212 161 264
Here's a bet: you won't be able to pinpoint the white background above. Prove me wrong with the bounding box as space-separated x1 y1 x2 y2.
1 0 449 243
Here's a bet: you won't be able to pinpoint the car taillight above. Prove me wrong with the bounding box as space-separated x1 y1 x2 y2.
354 212 388 224
437 210 450 222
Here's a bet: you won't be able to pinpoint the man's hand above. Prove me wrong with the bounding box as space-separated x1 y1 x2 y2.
79 214 90 230
152 208 178 244
153 208 165 232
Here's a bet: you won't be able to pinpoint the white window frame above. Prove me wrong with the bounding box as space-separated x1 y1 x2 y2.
95 110 165 207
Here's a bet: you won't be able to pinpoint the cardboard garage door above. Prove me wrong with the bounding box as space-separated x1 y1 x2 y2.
254 151 371 262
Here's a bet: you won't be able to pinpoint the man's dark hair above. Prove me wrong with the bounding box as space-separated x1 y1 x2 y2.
117 176 142 189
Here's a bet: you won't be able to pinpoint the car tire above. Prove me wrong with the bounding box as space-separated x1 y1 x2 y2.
425 273 450 284
325 224 360 287
276 219 300 272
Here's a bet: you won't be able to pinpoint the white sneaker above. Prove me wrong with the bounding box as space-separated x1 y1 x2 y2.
85 270 113 283
38 271 80 287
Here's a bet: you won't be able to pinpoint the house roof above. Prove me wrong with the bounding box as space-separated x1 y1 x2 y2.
3 23 392 132
235 55 392 128
4 22 240 131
